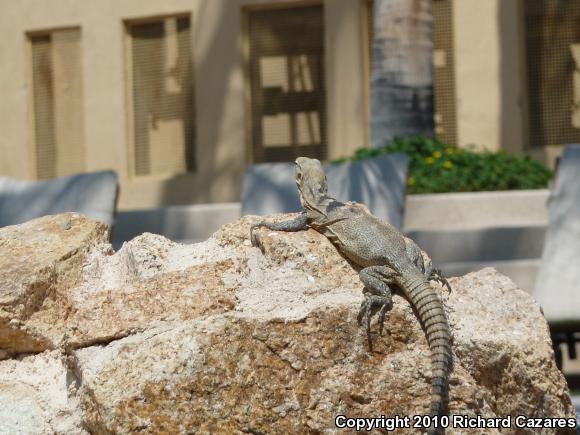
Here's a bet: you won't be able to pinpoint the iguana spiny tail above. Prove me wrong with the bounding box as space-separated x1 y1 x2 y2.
250 157 452 434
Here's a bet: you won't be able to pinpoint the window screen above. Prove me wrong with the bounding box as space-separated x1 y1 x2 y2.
247 4 327 163
128 16 194 176
30 28 85 179
525 1 580 148
432 0 457 146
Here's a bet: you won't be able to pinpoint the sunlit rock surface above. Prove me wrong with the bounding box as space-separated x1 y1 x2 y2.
0 213 574 434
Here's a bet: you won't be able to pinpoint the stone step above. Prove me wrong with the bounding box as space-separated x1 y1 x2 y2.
404 190 549 230
405 226 546 264
439 259 541 294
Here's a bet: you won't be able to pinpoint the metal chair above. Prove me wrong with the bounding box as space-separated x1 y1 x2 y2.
240 153 410 229
0 170 118 228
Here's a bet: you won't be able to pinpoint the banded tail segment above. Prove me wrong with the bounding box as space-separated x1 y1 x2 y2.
397 269 452 434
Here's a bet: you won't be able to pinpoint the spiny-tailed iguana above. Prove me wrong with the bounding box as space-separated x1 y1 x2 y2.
250 157 452 434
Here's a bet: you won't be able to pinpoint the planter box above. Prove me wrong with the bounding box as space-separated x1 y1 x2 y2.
403 189 550 293
404 189 549 230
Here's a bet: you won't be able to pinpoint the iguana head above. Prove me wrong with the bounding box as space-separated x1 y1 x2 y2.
294 157 329 211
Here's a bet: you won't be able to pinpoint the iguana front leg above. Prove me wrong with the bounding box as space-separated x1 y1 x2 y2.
250 213 309 246
357 265 397 351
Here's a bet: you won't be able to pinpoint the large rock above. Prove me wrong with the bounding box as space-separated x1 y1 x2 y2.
0 213 108 356
0 213 575 434
0 351 85 434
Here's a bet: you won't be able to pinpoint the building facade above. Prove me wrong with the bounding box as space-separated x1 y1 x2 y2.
0 0 573 210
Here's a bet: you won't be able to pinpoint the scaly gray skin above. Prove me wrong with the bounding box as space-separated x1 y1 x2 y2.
250 157 452 434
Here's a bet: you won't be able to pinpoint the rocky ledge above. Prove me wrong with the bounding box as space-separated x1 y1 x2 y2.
0 213 575 434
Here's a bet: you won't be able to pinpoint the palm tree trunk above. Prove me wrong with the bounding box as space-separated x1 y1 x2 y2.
370 0 434 147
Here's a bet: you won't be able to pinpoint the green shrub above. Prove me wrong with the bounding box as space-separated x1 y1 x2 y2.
332 136 553 194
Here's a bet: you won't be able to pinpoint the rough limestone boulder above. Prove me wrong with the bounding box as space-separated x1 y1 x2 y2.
0 213 108 356
0 213 575 434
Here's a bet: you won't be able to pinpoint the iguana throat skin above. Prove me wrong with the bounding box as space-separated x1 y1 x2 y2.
251 157 452 434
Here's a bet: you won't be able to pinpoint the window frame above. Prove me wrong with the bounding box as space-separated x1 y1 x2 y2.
241 0 326 164
26 26 85 180
123 11 195 180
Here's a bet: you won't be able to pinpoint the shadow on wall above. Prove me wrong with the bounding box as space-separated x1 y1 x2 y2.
326 0 367 152
156 1 371 237
156 1 244 237
497 0 523 156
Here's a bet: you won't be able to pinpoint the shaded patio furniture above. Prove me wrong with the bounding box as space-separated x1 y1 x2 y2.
533 144 580 368
0 170 118 228
241 153 410 229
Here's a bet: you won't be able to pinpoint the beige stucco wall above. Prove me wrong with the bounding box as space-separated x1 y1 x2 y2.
0 0 367 209
452 0 525 154
452 0 565 167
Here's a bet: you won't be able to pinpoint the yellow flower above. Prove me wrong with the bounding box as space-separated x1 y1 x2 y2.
443 161 453 169
425 157 434 165
445 147 453 155
432 151 442 158
408 176 415 185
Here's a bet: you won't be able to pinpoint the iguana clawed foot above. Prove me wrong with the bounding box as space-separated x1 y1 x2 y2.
357 293 392 352
429 268 452 293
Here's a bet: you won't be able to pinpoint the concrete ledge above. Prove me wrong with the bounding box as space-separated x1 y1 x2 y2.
440 259 541 294
406 225 546 263
404 189 549 230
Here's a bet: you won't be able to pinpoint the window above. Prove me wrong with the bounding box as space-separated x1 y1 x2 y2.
525 1 580 147
126 15 194 176
246 4 327 163
432 0 457 146
29 28 85 179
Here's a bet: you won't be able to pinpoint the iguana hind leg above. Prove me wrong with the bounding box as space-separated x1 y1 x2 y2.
357 265 397 351
428 267 451 292
404 237 451 292
404 237 425 273
423 255 451 292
